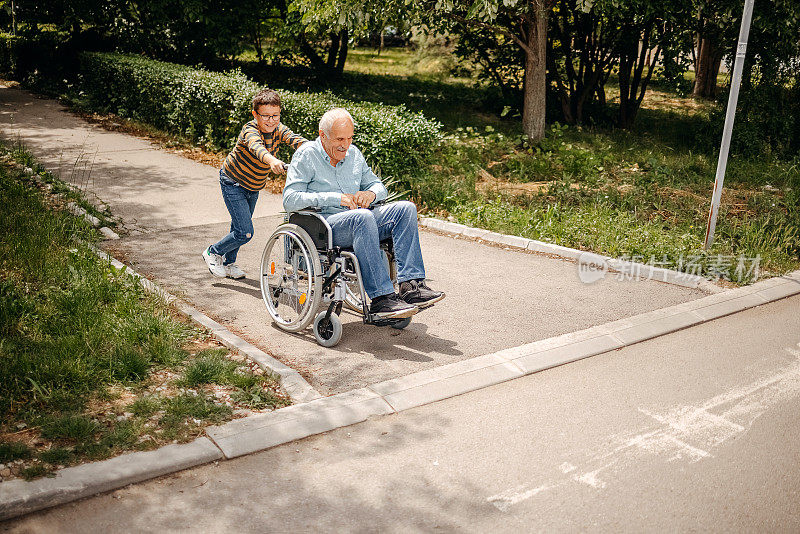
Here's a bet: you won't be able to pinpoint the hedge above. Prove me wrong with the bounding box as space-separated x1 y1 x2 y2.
77 52 442 179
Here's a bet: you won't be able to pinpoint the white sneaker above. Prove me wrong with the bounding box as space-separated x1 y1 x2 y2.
202 247 226 278
225 263 246 279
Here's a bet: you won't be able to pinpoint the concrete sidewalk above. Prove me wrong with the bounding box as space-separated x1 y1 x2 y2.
0 82 707 395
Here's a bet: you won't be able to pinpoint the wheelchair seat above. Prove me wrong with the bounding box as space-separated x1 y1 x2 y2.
287 210 394 254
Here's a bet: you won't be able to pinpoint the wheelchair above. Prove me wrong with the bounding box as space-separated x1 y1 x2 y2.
259 205 412 347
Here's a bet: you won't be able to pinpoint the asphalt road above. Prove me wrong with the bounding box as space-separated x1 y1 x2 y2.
5 294 798 533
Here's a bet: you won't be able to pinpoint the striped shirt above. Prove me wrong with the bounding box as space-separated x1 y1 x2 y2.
222 120 307 191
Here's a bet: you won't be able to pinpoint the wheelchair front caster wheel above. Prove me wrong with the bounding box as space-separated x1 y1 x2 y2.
390 317 411 330
313 311 342 347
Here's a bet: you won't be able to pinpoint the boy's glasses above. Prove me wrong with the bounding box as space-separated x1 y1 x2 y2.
257 113 280 121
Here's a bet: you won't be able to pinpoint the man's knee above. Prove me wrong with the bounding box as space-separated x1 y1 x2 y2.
349 208 376 227
396 200 418 218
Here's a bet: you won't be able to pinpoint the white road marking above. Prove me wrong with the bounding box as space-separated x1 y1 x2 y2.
559 462 577 473
487 484 556 512
573 469 607 489
487 344 800 511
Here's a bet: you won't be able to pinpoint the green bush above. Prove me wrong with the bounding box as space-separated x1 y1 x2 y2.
77 52 442 179
700 81 800 160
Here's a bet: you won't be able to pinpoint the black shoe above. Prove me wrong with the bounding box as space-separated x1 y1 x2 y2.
369 294 419 319
399 279 445 309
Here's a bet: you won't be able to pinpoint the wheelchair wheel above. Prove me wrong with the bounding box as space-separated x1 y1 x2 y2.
312 311 342 347
260 224 322 332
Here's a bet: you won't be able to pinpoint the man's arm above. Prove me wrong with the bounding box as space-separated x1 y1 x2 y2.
283 149 341 212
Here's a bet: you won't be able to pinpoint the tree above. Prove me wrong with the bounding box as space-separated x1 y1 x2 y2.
289 0 403 74
548 0 616 124
419 0 552 142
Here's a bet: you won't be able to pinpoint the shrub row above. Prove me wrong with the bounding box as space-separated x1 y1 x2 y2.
77 52 443 179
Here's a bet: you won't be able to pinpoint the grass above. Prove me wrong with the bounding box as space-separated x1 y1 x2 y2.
0 146 289 480
412 115 799 282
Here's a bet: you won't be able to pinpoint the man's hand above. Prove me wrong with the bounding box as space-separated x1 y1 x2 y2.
341 191 376 209
268 158 286 175
340 194 358 209
354 190 376 208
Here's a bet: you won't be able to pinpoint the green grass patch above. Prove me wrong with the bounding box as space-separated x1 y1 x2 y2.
414 120 800 282
0 146 289 480
0 441 32 463
20 463 55 481
182 348 240 386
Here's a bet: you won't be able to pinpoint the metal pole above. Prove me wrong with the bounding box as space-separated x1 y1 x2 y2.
703 0 755 250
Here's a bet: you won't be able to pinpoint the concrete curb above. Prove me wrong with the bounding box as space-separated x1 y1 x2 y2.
206 388 394 458
0 438 222 521
419 217 709 290
198 269 800 466
22 166 120 240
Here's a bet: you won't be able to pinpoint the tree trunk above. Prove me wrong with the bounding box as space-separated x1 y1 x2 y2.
522 1 548 142
692 36 722 98
335 29 348 72
326 32 340 68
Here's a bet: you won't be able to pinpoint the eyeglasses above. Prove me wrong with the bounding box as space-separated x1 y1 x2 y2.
257 112 280 121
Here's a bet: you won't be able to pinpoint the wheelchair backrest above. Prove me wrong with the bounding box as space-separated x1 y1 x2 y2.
288 211 332 250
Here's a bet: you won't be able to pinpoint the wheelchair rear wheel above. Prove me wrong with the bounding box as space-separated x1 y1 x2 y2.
260 224 322 332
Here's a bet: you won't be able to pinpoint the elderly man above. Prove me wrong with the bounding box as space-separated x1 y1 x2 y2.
283 108 444 319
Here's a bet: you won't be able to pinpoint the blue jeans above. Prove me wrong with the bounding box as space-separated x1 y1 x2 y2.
209 169 259 265
325 201 425 299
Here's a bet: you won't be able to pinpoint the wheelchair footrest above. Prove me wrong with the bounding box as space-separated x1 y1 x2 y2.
368 316 410 327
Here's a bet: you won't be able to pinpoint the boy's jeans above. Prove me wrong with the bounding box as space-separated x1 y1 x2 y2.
209 169 258 265
325 201 425 299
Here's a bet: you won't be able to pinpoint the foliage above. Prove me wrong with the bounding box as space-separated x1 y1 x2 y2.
412 116 799 282
76 52 442 179
701 80 800 161
414 0 549 141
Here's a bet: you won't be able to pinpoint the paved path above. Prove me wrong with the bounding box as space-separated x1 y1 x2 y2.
0 82 706 394
4 294 798 532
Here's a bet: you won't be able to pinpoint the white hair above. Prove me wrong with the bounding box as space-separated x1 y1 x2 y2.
319 108 353 137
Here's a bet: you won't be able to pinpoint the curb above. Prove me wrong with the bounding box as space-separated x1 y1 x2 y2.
201 269 800 457
21 161 321 403
419 217 710 290
0 438 222 521
21 165 120 240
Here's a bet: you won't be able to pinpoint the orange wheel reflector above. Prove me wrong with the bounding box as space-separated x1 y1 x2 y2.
299 293 307 305
270 262 275 274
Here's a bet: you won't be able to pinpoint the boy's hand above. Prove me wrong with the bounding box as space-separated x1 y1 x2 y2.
268 158 286 175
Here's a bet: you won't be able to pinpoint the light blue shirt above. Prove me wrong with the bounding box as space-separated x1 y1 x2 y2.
283 137 388 215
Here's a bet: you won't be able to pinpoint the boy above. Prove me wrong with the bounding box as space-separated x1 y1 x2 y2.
203 89 307 279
